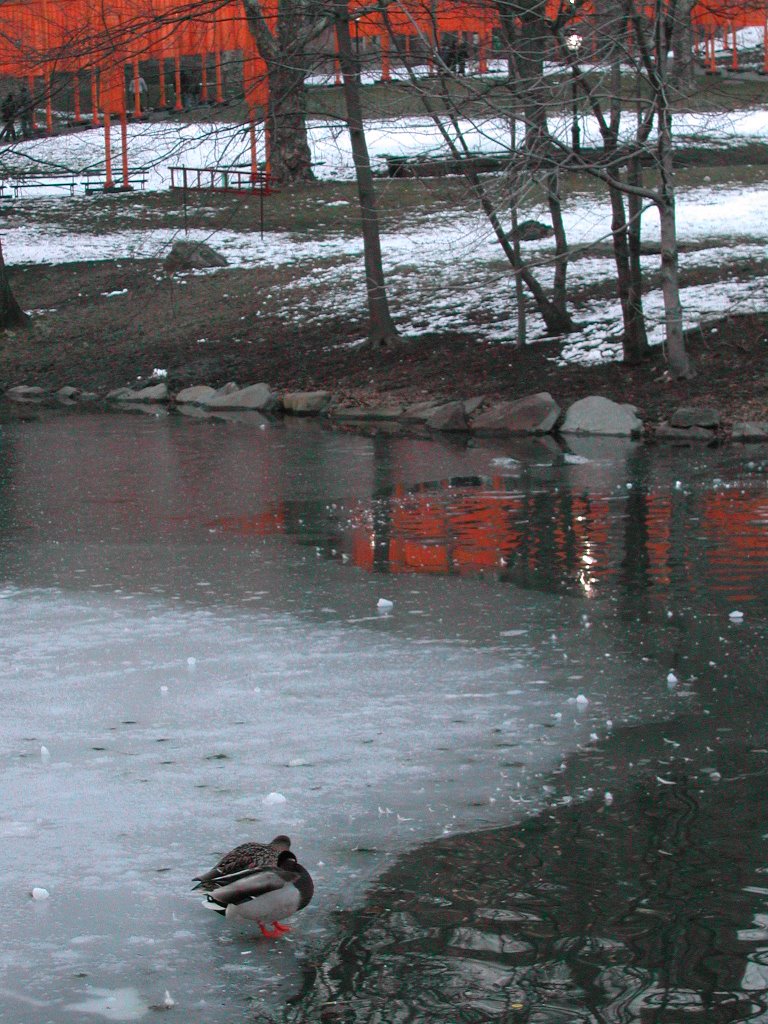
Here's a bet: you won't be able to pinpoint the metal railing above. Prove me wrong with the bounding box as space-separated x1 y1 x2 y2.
169 166 275 194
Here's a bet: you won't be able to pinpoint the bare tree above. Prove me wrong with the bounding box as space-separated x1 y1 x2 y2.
380 4 577 337
242 0 322 183
333 0 400 348
0 240 28 332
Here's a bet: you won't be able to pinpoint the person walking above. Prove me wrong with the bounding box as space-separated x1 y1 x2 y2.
0 92 17 142
128 74 148 114
18 83 33 138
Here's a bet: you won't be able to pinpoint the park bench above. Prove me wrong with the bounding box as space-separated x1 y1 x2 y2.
0 169 149 198
383 151 511 177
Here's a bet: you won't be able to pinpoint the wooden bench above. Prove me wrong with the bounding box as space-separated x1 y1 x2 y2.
384 151 511 178
0 170 148 198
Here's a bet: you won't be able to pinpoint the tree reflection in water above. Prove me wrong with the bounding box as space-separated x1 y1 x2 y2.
285 724 768 1024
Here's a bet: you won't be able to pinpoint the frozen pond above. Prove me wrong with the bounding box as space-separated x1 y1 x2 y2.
0 409 766 1022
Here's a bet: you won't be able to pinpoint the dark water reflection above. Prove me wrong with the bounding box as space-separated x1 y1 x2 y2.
0 410 767 1023
293 712 768 1024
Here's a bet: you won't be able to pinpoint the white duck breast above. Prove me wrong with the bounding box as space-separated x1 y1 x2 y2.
226 883 302 923
201 850 314 936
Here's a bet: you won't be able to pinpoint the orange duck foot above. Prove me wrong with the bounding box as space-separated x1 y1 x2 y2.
258 921 291 939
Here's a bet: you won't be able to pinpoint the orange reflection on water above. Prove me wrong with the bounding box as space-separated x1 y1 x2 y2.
209 507 286 535
203 478 768 607
700 490 768 603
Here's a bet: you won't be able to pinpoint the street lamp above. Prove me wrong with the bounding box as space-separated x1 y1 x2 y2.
565 32 583 154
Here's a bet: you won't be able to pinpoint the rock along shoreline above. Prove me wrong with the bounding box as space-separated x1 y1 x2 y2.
3 380 768 444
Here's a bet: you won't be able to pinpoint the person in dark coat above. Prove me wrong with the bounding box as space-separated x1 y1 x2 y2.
18 83 33 138
0 92 17 142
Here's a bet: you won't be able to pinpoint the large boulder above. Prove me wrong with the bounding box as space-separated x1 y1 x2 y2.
163 241 228 272
401 400 443 423
282 391 332 416
5 385 45 400
471 392 561 435
670 406 720 429
731 421 768 441
517 219 553 241
426 401 469 432
126 383 168 403
560 396 643 437
332 405 405 421
56 386 80 400
203 382 280 412
175 385 217 405
655 423 716 441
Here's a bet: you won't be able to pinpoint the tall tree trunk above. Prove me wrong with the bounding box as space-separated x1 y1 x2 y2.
243 0 314 184
334 0 399 349
509 83 526 346
265 58 314 183
498 0 574 332
669 0 696 94
0 241 28 331
656 52 693 377
545 170 569 315
626 154 649 359
608 179 648 363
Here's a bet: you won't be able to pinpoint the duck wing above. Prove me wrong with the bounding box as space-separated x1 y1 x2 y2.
207 867 299 907
192 841 277 890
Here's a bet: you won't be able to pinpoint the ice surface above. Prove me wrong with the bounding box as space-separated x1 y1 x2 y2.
0 413 764 1021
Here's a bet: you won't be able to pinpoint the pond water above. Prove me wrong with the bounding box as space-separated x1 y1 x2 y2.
0 409 766 1023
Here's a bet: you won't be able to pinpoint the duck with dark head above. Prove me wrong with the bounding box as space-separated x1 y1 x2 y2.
202 849 314 938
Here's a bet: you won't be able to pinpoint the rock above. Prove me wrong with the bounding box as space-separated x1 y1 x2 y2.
163 241 228 272
730 420 768 441
516 220 553 241
471 392 561 435
282 391 332 415
175 385 217 405
560 396 643 437
401 400 443 423
5 385 45 399
670 406 720 429
203 382 239 402
203 382 280 412
56 386 80 400
655 422 717 441
332 405 404 421
128 383 168 403
106 387 135 401
463 396 486 417
426 401 469 432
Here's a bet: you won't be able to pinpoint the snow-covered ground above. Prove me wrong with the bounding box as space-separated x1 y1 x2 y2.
3 108 768 187
1 109 767 362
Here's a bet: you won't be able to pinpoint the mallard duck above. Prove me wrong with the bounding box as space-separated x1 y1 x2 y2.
192 834 291 891
202 850 314 938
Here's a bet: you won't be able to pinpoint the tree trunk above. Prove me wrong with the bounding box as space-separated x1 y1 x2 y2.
656 56 693 377
243 0 314 184
265 59 314 183
545 170 569 315
334 0 399 349
498 0 574 332
626 154 649 360
608 180 648 363
657 188 692 378
0 241 29 331
669 0 696 94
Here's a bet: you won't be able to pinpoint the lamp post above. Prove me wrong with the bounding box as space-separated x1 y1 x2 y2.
565 32 582 154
